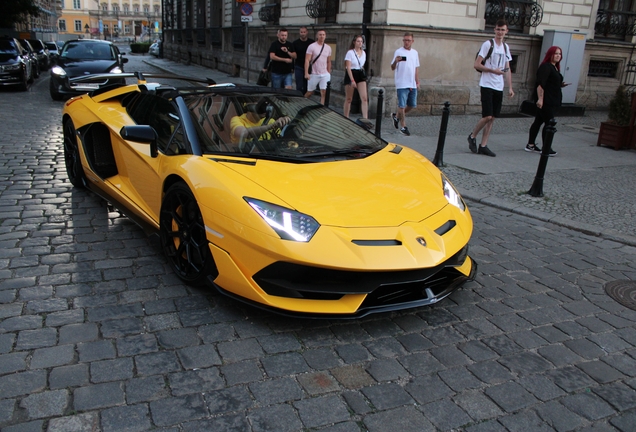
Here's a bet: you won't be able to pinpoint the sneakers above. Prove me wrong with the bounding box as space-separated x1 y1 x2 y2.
399 126 411 136
467 134 477 153
548 148 557 156
478 145 496 157
391 113 399 129
525 143 542 153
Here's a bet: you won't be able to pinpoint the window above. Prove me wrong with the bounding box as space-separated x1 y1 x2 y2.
588 60 620 78
73 0 81 9
595 0 635 39
113 5 119 12
134 5 139 12
123 4 129 13
154 5 160 14
127 94 187 155
125 24 131 34
102 3 108 11
74 20 82 32
144 5 150 14
59 20 67 32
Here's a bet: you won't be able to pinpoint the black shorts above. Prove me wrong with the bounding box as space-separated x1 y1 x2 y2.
344 69 366 86
480 86 503 118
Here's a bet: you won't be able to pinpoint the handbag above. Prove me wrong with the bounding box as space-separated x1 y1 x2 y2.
308 44 325 75
257 64 271 86
520 99 538 117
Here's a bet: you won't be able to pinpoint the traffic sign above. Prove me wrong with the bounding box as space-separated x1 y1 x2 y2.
240 3 253 15
240 16 253 22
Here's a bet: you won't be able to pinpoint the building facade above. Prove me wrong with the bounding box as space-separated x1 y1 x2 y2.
56 0 162 42
3 0 60 41
162 0 635 112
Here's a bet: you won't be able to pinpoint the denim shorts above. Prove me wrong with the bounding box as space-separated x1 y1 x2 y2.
397 88 417 109
271 73 293 89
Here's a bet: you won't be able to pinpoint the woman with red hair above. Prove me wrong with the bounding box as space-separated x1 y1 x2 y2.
526 46 570 155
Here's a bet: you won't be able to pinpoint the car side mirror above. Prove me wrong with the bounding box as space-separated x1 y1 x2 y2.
122 57 129 63
120 125 158 157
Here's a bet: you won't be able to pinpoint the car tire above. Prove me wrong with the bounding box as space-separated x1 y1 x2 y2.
33 63 40 79
18 69 28 91
63 118 86 188
50 79 63 101
160 182 217 286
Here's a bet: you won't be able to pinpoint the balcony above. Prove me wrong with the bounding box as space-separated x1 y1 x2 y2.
306 0 338 22
595 9 636 39
485 0 543 29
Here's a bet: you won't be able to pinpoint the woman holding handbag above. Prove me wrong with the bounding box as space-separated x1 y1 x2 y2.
526 46 570 156
343 35 369 119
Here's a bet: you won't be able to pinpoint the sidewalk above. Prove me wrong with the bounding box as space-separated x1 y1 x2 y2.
142 56 636 246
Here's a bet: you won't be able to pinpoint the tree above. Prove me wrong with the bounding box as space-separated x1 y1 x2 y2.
0 0 40 29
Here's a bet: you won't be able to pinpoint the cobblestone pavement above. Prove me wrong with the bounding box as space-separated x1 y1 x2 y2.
1 56 636 431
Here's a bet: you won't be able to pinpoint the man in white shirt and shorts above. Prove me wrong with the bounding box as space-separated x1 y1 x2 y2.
304 29 332 105
390 32 420 136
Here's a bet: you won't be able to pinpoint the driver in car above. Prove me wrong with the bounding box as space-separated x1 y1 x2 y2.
230 100 290 145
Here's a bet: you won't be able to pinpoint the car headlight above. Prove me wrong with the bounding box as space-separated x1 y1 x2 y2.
51 66 66 77
442 175 465 211
4 63 21 71
245 198 320 242
110 67 122 74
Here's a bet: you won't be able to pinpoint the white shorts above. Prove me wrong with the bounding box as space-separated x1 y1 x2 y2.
307 72 331 91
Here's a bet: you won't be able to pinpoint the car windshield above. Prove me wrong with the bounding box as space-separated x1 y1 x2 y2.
0 41 19 54
185 93 386 161
61 42 114 60
44 42 57 51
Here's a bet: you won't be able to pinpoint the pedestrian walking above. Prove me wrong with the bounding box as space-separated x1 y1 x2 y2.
292 26 314 94
390 32 419 136
304 29 332 105
526 46 569 156
268 28 296 89
467 19 514 157
343 35 368 119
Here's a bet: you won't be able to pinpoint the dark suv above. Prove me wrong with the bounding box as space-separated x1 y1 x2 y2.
0 37 33 91
28 39 50 70
50 39 128 100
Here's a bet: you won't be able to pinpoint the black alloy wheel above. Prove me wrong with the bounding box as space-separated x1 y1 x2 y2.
63 119 86 188
160 183 216 286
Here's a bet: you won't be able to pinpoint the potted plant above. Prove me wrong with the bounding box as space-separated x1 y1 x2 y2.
597 85 631 150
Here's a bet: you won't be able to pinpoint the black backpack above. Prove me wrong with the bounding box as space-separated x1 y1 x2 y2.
475 39 509 72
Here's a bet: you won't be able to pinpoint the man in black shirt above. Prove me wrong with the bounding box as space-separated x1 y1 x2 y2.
268 28 296 89
291 26 314 94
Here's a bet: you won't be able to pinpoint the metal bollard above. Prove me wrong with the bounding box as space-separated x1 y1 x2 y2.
432 101 451 167
528 119 557 197
375 89 384 138
324 81 331 107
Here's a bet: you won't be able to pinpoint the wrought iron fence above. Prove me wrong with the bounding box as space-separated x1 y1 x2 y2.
485 0 543 28
595 9 636 38
306 0 338 22
258 4 281 23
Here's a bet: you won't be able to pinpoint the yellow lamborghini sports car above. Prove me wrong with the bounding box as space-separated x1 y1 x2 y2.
62 73 476 317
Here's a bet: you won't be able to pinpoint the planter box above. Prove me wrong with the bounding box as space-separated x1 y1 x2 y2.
597 122 630 150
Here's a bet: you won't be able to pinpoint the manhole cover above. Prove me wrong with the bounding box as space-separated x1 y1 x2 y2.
605 280 636 310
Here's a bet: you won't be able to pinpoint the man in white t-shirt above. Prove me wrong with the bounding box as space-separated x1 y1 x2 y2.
467 19 514 157
390 32 420 136
304 29 332 105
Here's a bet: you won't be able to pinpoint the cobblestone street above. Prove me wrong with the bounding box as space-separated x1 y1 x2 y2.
1 56 636 431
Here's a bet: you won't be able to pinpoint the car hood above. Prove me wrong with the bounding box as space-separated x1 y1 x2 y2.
0 54 20 64
56 59 119 77
219 145 450 228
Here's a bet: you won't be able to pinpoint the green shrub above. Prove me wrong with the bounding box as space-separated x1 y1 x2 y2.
129 42 151 54
608 85 631 126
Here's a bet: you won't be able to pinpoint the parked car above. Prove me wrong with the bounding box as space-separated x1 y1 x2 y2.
0 36 33 90
19 39 39 79
44 41 60 64
148 40 161 57
49 39 128 100
28 39 50 70
60 73 476 317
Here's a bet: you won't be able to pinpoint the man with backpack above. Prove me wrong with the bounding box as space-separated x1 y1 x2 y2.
467 19 514 157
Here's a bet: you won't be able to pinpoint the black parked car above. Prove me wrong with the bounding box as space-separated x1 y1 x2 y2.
0 37 34 91
49 39 128 100
19 39 39 79
44 41 60 64
28 39 50 70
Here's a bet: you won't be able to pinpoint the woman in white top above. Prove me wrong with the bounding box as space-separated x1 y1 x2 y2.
343 35 368 119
